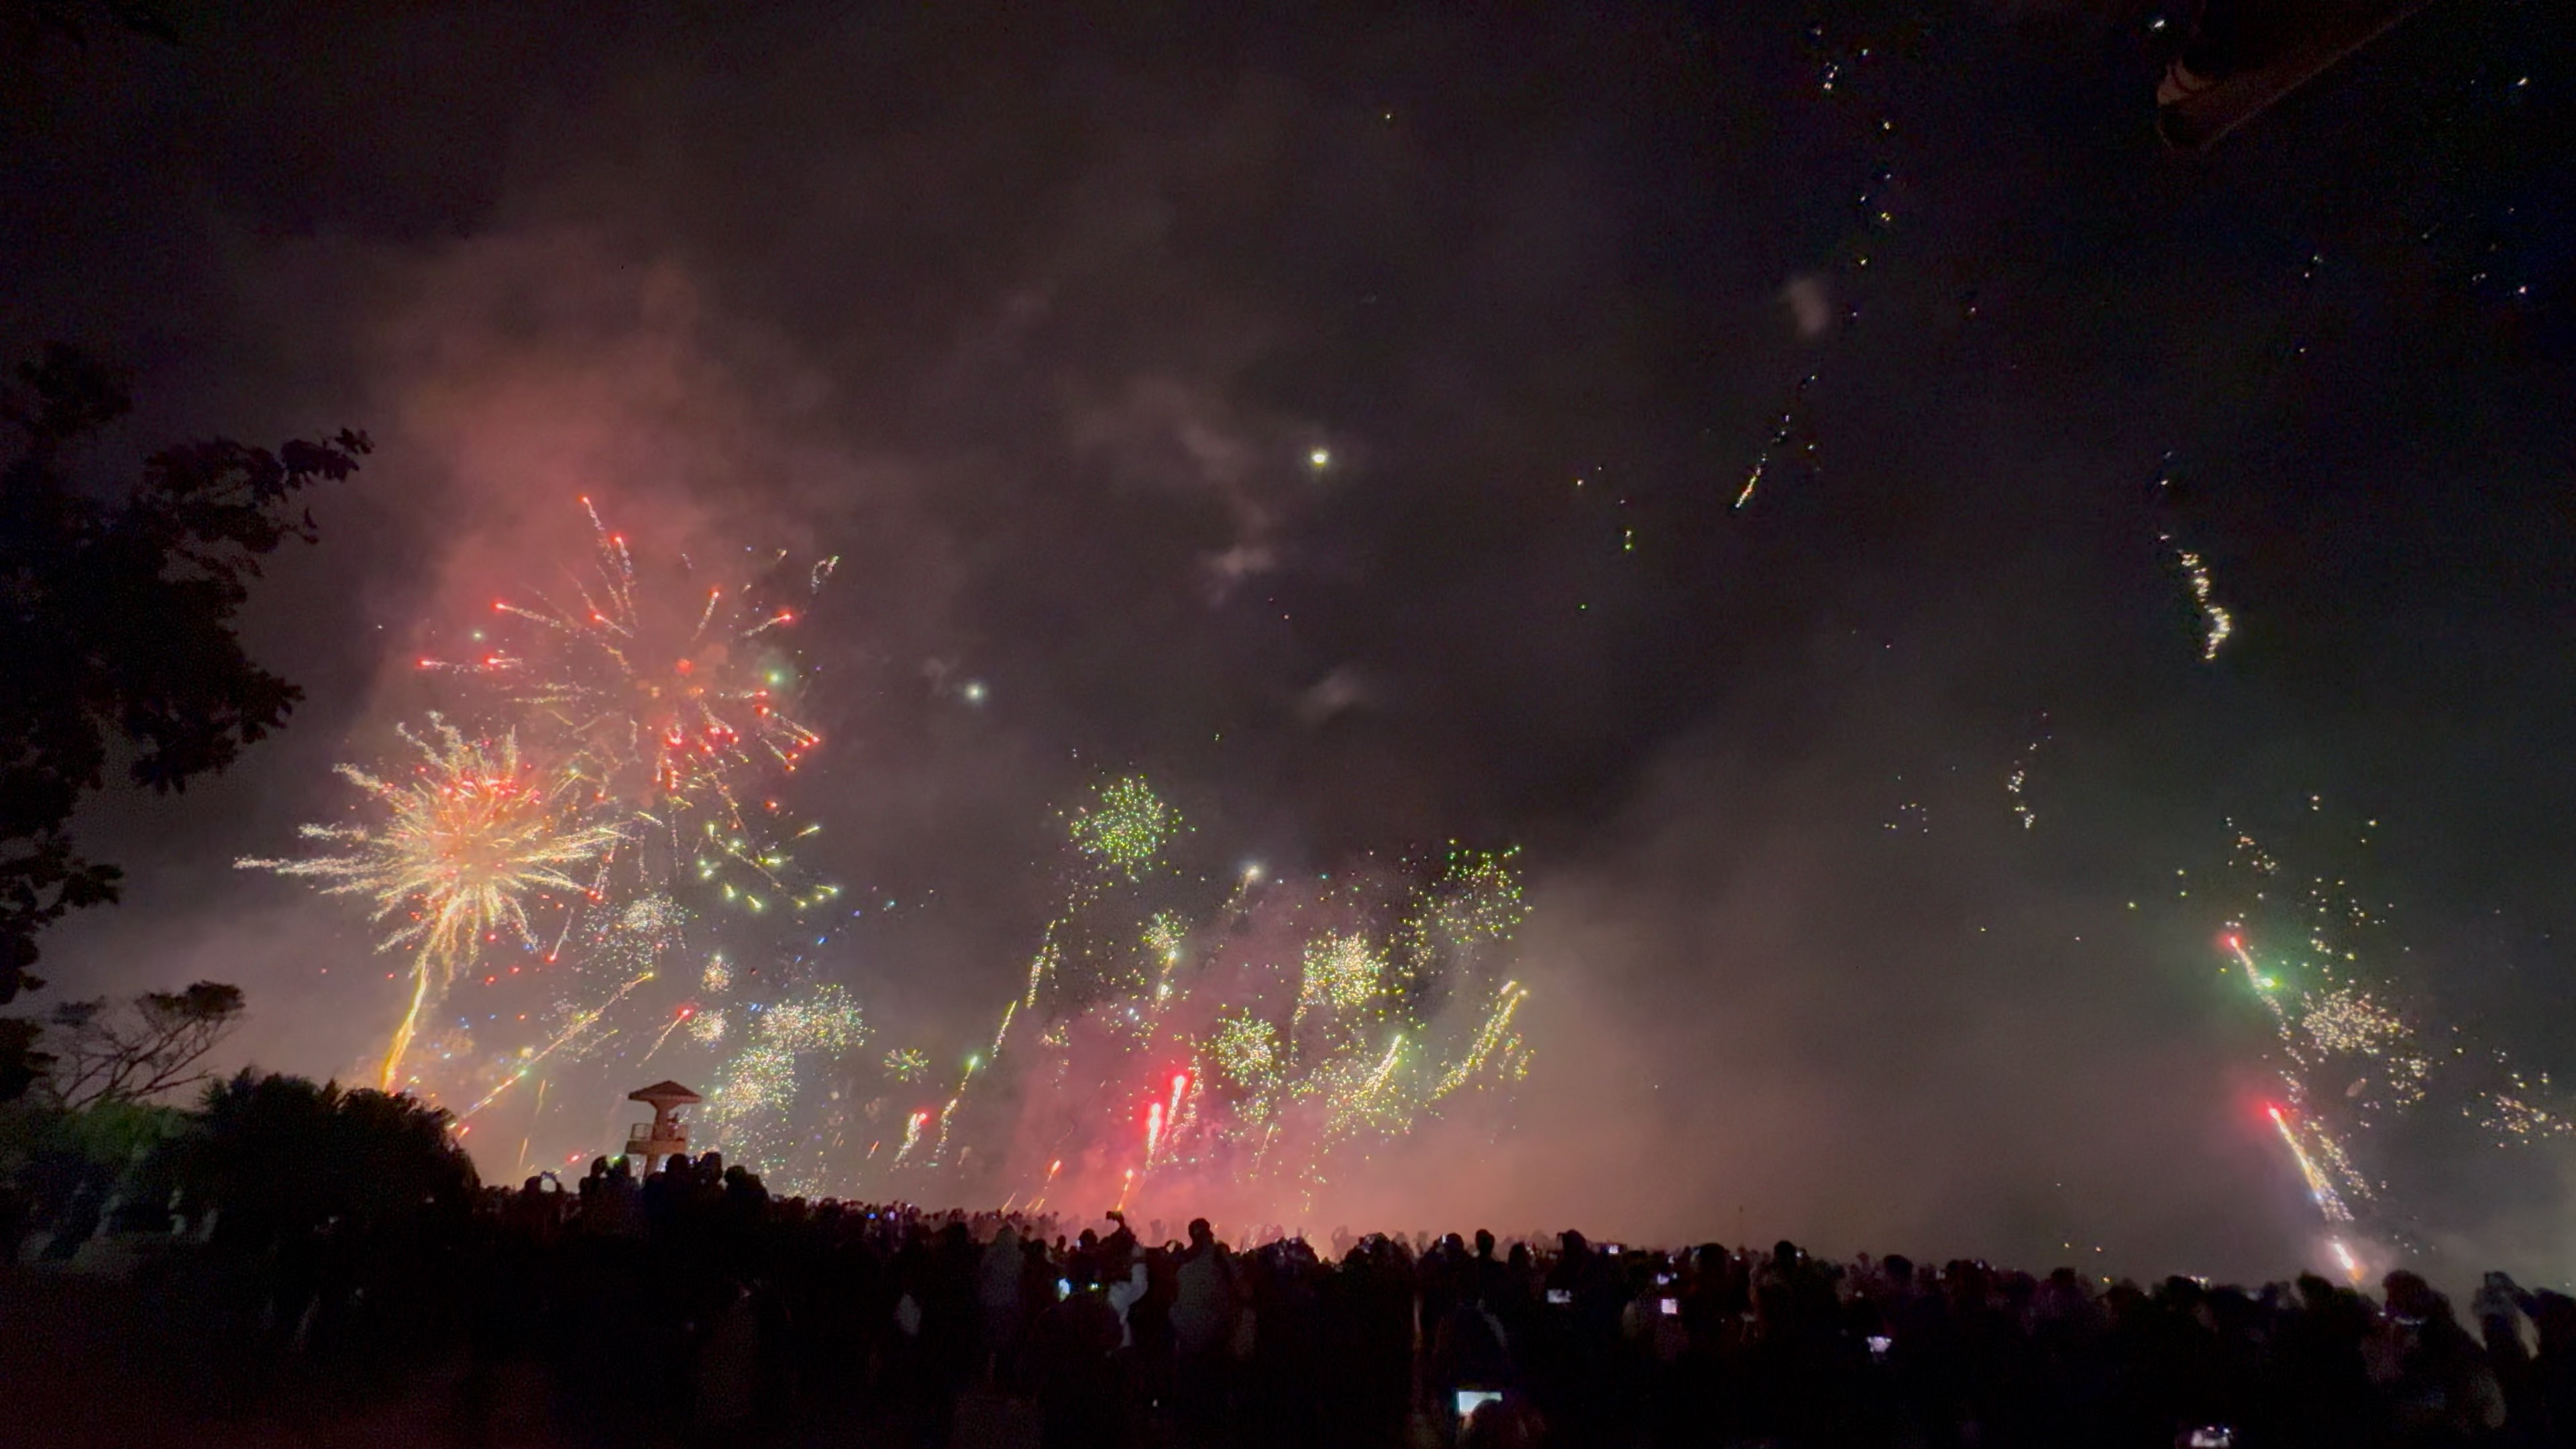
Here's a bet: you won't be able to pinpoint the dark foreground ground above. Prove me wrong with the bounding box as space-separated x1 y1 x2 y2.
0 1263 1065 1449
1 1262 1481 1449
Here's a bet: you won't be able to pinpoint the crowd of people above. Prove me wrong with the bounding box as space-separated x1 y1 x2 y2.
22 1142 2576 1447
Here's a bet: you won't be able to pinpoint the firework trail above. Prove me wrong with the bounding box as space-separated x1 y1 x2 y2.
238 716 625 1089
1736 372 1819 511
457 967 655 1121
2267 1102 2367 1283
1433 980 1532 1101
637 1005 698 1067
892 1108 930 1167
1735 20 1907 513
2266 1102 2354 1224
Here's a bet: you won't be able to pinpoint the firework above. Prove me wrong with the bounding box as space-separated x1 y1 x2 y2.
1146 913 1188 997
883 1046 928 1083
2201 814 2524 1269
1072 775 1179 879
585 893 687 975
415 500 847 985
423 498 830 818
2199 810 2576 1271
239 716 625 1089
1401 847 1528 961
698 982 867 1187
1210 1012 1281 1093
1294 932 1385 1028
384 502 857 1179
2218 823 2433 1132
960 784 1536 1214
1022 775 1187 1012
2482 1074 2576 1140
2163 534 2235 661
2223 928 2383 1220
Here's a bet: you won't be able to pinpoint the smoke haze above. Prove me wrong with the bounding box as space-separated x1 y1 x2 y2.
7 3 2571 1290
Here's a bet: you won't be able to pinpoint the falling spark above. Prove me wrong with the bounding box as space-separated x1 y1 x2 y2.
2163 534 2235 660
2006 714 2048 830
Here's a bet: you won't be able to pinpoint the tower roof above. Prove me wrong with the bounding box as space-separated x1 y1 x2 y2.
627 1080 702 1106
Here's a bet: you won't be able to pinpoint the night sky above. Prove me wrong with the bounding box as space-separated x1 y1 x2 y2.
6 2 2571 1283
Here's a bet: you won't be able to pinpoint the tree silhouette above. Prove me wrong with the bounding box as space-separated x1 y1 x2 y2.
39 980 244 1110
165 1071 478 1259
0 345 367 1028
0 1018 48 1102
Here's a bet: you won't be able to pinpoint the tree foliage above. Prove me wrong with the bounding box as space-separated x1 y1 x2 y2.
40 979 244 1110
163 1071 479 1255
3 0 186 50
0 345 368 1009
0 1017 48 1102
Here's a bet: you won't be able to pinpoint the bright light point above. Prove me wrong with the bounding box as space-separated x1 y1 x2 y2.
1308 447 1331 468
1242 862 1265 882
961 680 989 705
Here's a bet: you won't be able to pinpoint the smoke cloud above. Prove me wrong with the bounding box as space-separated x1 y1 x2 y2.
7 3 2570 1293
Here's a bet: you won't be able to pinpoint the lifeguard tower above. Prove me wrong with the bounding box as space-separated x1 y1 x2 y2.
625 1080 700 1172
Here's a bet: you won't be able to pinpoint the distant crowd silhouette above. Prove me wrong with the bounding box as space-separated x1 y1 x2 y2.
15 1142 2576 1448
